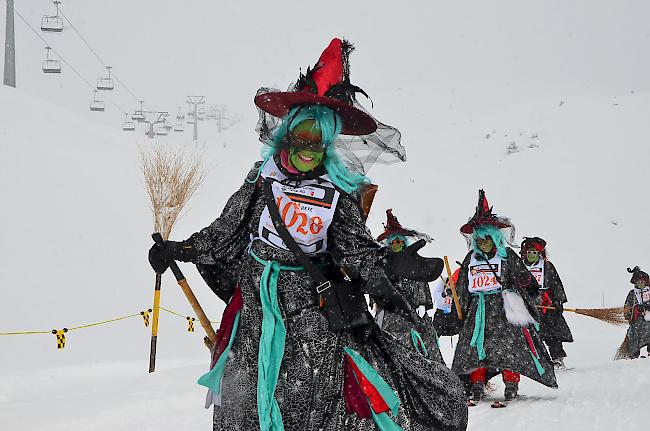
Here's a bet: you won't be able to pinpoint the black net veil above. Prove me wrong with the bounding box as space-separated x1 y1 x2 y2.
255 86 407 176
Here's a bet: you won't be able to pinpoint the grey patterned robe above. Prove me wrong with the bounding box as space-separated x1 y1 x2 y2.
532 261 573 343
624 289 650 354
451 249 557 388
186 161 468 431
379 279 444 364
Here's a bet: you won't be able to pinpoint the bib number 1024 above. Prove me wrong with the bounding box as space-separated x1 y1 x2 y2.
276 195 323 236
472 275 499 289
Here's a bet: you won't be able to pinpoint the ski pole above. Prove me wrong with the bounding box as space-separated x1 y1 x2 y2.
443 256 463 320
152 233 217 346
149 271 162 373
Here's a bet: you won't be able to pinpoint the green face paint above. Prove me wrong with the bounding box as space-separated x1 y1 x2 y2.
635 281 647 290
390 239 406 253
289 147 325 172
526 249 540 264
476 237 494 254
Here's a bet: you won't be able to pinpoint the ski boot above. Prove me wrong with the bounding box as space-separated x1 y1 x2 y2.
467 382 485 406
504 382 518 401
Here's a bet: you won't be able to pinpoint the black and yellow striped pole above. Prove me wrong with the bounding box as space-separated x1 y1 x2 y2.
149 271 162 373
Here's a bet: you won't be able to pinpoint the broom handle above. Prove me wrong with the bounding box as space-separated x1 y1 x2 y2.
537 305 576 312
443 256 463 320
152 233 217 345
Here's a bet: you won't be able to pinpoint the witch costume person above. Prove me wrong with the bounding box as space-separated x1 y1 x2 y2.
373 209 443 364
148 39 467 431
622 266 650 359
520 237 573 368
451 190 557 404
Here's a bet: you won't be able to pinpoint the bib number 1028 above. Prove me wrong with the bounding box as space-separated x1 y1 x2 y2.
276 196 323 236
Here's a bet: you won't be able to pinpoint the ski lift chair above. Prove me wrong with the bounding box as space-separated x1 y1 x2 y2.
42 47 61 73
97 66 114 90
131 111 145 122
41 1 63 32
122 113 136 131
155 125 169 136
89 91 105 112
173 122 184 132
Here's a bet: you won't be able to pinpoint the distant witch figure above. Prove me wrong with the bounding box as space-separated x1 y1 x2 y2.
622 266 650 359
149 39 468 430
520 236 573 369
451 190 557 405
373 209 444 364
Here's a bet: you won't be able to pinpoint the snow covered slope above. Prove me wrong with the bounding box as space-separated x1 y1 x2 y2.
2 356 647 431
2 1 650 429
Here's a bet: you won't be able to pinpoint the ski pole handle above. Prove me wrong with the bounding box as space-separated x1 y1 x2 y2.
151 232 217 345
152 232 184 281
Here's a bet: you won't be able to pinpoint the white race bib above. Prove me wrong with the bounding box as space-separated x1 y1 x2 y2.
634 286 650 306
527 259 545 290
468 253 502 293
257 158 340 255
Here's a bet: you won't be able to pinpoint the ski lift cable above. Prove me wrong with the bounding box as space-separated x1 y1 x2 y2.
57 6 142 103
11 5 127 113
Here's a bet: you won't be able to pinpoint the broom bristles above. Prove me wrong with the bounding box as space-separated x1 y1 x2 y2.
614 335 631 360
141 145 206 239
573 307 627 326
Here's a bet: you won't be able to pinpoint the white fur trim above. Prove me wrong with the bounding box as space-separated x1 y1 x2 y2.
644 310 650 322
502 290 538 327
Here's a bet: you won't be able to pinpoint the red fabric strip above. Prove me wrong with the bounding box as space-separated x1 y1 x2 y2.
347 354 390 414
343 357 372 418
522 327 538 358
210 287 243 369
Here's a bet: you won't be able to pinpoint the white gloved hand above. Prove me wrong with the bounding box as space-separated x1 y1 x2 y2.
417 305 426 318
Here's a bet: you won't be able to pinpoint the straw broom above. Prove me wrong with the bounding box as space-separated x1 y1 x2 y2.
142 145 214 372
537 305 627 326
614 335 631 360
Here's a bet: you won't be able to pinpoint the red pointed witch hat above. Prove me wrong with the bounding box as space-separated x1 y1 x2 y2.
376 209 418 242
460 189 513 235
254 38 377 136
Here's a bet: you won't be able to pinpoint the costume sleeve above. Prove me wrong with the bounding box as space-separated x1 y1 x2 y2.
504 248 541 320
545 261 568 304
624 290 635 321
420 281 435 310
505 248 540 297
185 162 262 266
328 193 389 284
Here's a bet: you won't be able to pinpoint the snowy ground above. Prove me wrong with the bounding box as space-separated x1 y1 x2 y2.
2 1 650 429
3 354 648 431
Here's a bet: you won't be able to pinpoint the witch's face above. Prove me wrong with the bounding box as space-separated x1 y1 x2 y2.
288 120 325 172
390 238 406 253
634 280 647 289
476 236 495 253
526 249 540 264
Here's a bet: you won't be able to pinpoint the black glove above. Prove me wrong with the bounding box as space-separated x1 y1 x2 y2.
148 240 193 274
554 302 564 313
383 239 444 282
366 275 416 323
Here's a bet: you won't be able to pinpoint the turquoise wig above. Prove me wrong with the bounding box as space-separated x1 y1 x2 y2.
471 224 508 259
259 105 370 194
386 233 410 247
